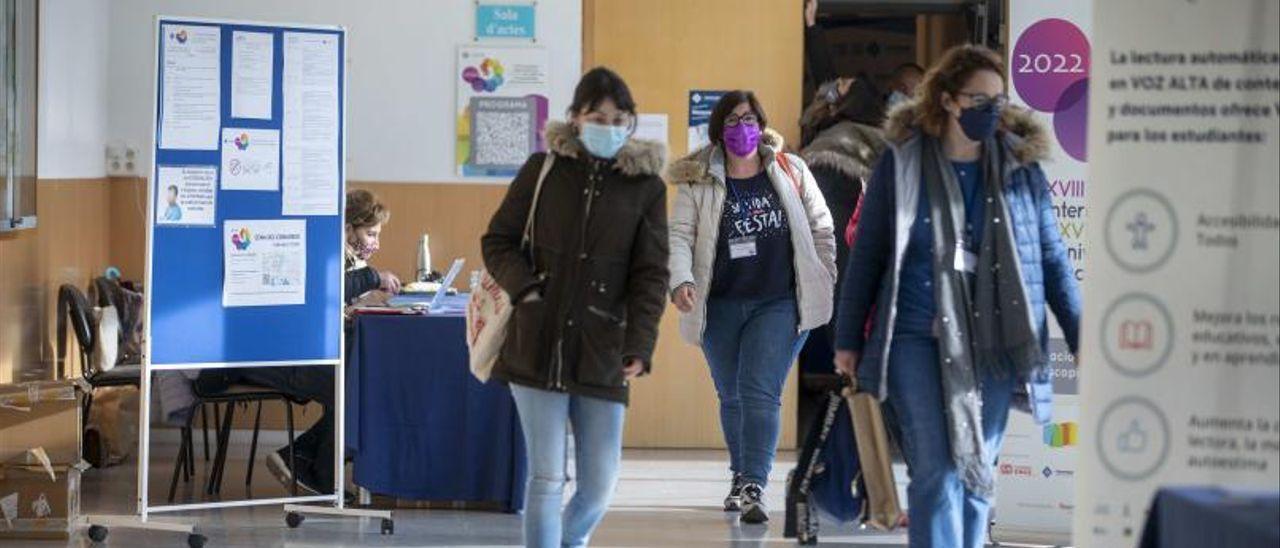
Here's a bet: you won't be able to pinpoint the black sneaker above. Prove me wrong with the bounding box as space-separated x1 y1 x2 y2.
724 474 745 512
740 482 768 524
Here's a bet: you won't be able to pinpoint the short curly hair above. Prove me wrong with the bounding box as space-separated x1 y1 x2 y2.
913 45 1005 137
345 189 390 230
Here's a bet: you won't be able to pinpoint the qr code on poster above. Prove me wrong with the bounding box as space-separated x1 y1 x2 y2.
474 110 533 166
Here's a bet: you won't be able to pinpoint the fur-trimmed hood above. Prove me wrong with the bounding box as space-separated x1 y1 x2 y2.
664 128 786 186
800 120 886 183
882 99 1051 165
544 121 666 178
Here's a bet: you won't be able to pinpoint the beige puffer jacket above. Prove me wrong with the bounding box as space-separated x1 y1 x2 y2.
666 130 837 346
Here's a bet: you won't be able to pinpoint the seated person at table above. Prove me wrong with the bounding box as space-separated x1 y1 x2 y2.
195 190 398 495
344 189 400 306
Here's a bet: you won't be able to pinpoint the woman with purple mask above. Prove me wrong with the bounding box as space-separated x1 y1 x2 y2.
667 91 837 523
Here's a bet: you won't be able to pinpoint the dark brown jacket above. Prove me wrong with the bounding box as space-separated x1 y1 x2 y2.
481 121 669 404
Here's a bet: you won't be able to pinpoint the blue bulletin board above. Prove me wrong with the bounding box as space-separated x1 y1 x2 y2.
146 18 346 368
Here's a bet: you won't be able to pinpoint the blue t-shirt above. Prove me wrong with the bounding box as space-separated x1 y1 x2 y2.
710 171 795 299
894 160 984 336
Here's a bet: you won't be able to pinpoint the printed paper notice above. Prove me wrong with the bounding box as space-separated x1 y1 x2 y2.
222 219 307 307
282 32 340 216
160 24 221 150
155 165 217 226
231 31 273 119
221 128 280 190
635 113 669 150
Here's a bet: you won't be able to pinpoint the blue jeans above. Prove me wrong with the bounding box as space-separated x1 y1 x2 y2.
510 384 626 548
702 296 808 486
884 336 1016 548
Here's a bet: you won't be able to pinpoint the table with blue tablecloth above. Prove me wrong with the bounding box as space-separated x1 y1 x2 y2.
1140 487 1279 548
345 294 526 511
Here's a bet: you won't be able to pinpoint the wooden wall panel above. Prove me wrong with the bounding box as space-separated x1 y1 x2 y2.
585 0 805 448
916 13 971 68
0 229 42 384
346 182 508 284
107 177 148 282
0 179 113 384
37 179 113 378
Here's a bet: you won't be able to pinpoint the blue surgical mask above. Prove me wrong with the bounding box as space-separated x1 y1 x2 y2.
579 122 630 159
958 101 1001 142
887 90 909 109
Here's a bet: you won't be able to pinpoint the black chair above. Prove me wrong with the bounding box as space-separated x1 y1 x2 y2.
56 283 297 501
56 284 142 457
167 384 302 502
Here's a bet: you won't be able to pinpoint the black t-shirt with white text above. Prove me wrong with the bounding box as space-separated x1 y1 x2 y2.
710 171 796 299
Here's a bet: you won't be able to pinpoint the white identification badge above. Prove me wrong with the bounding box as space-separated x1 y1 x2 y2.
729 237 758 260
955 246 978 273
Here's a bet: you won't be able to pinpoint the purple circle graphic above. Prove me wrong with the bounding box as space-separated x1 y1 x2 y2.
1053 79 1088 162
1012 18 1090 113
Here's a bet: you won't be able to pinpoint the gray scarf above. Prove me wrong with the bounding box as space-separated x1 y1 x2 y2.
921 135 1040 498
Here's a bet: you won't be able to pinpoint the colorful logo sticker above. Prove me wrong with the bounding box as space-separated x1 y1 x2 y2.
230 227 252 251
233 132 250 151
1043 421 1079 447
461 58 506 93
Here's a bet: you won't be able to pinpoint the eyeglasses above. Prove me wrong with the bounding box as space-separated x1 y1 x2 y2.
724 114 760 127
957 92 1009 110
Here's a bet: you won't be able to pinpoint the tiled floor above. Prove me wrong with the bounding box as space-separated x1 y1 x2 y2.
31 442 908 547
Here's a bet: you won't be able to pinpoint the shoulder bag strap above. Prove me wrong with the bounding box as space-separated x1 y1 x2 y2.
520 153 556 269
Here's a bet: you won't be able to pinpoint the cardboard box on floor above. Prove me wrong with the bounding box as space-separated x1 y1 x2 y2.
0 380 84 465
0 461 86 540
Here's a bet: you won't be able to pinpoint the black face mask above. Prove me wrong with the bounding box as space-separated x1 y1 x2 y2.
957 101 1001 141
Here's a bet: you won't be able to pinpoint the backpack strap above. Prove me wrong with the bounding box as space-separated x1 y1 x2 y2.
776 152 804 199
